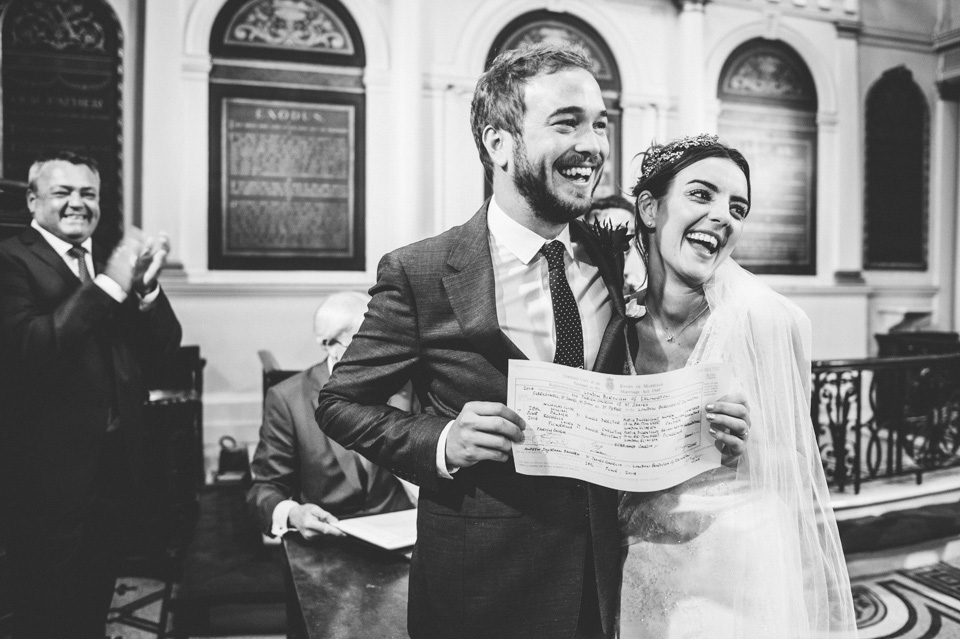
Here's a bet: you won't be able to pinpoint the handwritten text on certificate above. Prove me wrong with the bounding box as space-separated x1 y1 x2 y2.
507 360 730 492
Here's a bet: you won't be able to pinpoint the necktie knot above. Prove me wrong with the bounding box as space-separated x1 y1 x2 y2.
68 245 91 284
541 240 566 271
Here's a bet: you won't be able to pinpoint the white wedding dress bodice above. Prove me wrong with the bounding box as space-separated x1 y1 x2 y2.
619 470 808 638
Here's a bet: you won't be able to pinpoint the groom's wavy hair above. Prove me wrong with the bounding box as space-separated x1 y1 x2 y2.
629 137 751 265
471 42 593 182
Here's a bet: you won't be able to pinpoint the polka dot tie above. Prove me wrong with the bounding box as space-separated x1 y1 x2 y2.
67 245 91 284
541 240 584 369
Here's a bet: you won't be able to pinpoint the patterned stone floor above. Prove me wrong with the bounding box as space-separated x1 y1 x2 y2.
852 561 960 638
103 560 960 639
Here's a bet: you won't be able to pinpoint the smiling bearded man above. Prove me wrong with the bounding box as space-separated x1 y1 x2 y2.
315 43 629 639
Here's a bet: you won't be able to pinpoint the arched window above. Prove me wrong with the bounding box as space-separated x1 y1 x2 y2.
718 39 818 275
1 0 123 248
485 11 622 198
864 66 928 270
209 0 366 270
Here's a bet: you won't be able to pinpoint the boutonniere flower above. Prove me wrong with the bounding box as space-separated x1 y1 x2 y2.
587 219 634 258
625 298 646 319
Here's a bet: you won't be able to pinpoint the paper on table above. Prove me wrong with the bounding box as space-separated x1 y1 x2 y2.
333 508 417 551
507 360 730 492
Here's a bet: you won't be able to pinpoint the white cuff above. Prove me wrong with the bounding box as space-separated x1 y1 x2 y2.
95 273 127 303
138 283 161 311
436 420 458 479
271 499 299 537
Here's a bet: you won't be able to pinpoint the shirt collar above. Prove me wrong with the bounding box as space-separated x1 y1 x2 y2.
487 196 573 265
31 219 93 256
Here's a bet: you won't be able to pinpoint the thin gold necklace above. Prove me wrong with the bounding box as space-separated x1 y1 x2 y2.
648 300 709 343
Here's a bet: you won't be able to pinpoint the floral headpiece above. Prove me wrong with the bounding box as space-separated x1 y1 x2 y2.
639 133 720 181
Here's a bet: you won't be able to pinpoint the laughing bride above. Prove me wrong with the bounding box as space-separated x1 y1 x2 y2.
616 134 857 639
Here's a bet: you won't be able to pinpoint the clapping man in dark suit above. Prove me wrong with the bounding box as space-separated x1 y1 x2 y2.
248 291 414 542
0 151 182 639
316 43 628 639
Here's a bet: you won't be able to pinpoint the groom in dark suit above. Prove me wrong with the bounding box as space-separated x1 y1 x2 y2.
317 43 625 639
0 151 182 639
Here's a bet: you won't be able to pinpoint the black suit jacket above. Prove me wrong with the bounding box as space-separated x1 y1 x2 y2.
247 362 413 536
316 205 628 639
0 226 182 523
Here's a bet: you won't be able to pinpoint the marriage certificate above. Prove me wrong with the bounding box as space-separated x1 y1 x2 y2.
507 360 730 492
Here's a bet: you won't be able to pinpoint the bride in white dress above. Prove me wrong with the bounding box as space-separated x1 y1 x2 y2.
617 135 857 638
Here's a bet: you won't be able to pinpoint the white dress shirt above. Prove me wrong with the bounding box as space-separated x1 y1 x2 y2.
30 220 161 308
31 220 126 302
435 198 612 476
486 198 611 367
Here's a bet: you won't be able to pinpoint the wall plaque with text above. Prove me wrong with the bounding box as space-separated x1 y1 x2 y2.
721 111 817 275
209 86 364 270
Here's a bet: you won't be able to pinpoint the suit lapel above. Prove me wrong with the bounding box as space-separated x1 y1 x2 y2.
307 363 366 493
19 227 80 287
442 203 525 376
570 220 628 373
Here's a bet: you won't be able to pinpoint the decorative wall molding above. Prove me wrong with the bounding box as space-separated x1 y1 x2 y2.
452 0 648 95
723 49 816 104
9 0 109 53
706 20 838 114
223 0 355 54
184 0 389 69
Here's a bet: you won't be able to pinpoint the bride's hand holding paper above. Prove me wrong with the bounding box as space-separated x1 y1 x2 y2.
706 392 750 465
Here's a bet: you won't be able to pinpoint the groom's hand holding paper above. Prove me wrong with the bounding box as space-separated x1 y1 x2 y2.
507 360 732 492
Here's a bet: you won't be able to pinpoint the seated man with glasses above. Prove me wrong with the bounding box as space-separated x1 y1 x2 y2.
247 291 416 542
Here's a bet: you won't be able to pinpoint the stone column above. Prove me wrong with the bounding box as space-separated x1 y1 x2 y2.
388 0 429 248
832 22 864 283
675 0 709 134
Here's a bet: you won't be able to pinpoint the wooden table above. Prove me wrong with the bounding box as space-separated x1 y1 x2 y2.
283 534 410 638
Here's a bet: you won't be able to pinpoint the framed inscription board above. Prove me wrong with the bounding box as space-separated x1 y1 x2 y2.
720 113 817 275
209 84 364 270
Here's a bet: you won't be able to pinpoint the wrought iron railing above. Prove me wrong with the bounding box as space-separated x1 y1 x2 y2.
812 353 960 493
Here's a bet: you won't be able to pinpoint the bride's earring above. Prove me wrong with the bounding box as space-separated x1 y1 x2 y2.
636 192 657 233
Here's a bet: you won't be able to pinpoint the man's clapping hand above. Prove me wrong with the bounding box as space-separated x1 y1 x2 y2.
103 236 142 294
444 401 526 470
132 231 170 296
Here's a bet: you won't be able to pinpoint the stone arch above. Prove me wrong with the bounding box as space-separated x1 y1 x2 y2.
452 0 649 95
184 0 388 69
706 22 837 117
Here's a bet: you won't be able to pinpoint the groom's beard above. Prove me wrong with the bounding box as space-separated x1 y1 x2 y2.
512 141 599 225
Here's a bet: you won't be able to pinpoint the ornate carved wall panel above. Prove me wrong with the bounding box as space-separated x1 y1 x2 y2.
1 0 123 249
211 0 364 66
222 0 355 54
